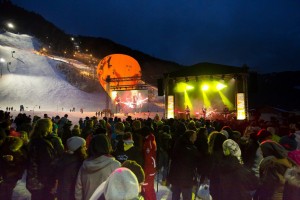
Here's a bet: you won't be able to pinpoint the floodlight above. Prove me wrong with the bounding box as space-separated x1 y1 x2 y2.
202 84 209 91
216 83 227 90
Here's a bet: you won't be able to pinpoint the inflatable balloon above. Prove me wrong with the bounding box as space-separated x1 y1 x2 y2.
97 54 141 92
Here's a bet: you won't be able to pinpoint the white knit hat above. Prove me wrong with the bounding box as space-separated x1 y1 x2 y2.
222 139 242 163
67 136 85 153
104 167 139 200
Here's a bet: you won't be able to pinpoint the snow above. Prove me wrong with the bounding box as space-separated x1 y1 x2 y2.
1 32 174 199
0 32 105 112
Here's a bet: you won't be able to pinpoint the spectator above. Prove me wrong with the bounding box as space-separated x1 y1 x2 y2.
54 136 87 200
168 130 200 200
141 126 157 200
89 167 141 200
0 136 27 200
26 118 59 200
75 134 121 200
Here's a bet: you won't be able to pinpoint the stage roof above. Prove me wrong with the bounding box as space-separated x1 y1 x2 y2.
166 62 248 78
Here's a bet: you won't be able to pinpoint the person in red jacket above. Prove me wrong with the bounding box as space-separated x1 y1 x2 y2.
141 126 157 200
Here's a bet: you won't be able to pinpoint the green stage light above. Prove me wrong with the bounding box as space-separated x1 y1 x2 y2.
216 83 227 90
202 84 209 91
186 85 194 90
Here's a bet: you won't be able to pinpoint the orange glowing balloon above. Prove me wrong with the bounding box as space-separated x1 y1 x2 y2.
97 54 142 91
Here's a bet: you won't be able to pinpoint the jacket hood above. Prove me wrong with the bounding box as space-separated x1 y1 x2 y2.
81 155 116 173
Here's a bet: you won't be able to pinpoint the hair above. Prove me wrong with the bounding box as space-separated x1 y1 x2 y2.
208 131 227 154
115 122 125 133
123 132 133 141
122 160 145 184
178 130 196 145
198 127 208 137
74 143 87 161
132 120 141 130
30 118 53 139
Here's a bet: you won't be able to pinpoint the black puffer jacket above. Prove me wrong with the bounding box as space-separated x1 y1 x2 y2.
168 136 200 187
54 152 84 200
26 137 57 192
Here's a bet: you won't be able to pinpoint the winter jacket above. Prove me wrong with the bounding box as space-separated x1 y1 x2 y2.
209 154 258 200
75 155 121 200
55 152 84 200
283 166 300 200
143 133 156 175
114 141 144 167
168 136 200 187
26 137 57 192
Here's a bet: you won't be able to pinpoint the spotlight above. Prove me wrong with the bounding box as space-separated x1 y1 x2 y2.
216 83 227 90
186 85 194 90
202 84 209 91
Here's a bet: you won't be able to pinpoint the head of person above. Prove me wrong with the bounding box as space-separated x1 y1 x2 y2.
115 122 125 135
0 128 7 146
19 131 29 145
181 130 197 144
122 160 145 192
88 134 112 158
102 167 140 200
257 129 272 143
67 136 87 160
31 118 53 139
140 126 153 138
162 125 170 134
175 122 187 136
132 120 141 131
123 132 134 145
279 134 297 151
223 139 242 163
187 120 197 131
208 131 227 154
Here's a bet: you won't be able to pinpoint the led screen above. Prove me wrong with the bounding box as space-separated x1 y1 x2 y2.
111 90 148 113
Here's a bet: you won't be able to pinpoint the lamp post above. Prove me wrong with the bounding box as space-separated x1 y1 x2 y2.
6 22 15 33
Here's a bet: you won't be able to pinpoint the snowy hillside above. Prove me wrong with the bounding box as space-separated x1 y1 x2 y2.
0 32 105 112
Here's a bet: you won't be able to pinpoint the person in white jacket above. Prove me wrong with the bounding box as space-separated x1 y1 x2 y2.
75 134 121 200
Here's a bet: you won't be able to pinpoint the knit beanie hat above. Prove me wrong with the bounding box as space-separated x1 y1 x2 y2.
220 130 229 139
222 139 242 163
88 134 111 157
67 136 86 153
104 167 139 200
279 135 298 151
122 160 145 184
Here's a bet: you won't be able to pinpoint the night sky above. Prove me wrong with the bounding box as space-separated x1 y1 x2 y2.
11 0 300 73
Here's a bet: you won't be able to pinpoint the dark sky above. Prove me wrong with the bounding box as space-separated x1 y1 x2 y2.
11 0 300 73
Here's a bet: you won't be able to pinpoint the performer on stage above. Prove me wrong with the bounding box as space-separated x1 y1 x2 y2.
202 106 207 119
114 93 121 113
223 105 229 119
132 93 138 112
185 105 190 120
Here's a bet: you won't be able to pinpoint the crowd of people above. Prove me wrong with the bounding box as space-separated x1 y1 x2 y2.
1 109 300 200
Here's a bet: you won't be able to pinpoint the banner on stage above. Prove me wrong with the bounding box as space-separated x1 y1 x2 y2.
167 95 174 119
237 93 246 120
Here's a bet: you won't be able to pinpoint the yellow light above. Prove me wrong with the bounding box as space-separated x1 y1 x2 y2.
216 83 227 90
202 84 209 91
186 85 194 90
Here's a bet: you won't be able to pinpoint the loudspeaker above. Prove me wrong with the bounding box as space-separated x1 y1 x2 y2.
157 78 164 96
248 72 258 93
